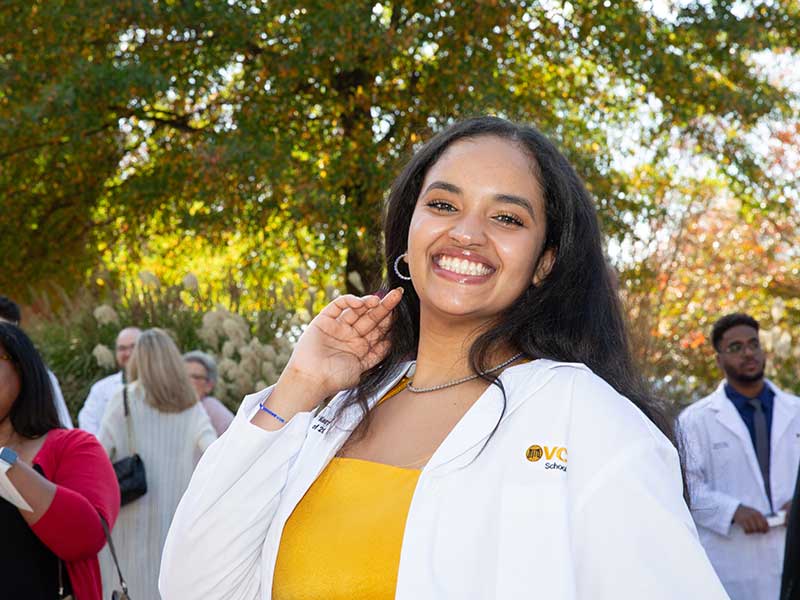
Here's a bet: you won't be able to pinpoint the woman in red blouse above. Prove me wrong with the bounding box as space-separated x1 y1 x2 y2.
0 322 120 599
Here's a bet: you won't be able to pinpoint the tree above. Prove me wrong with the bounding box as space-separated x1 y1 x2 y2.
619 112 800 403
2 0 798 302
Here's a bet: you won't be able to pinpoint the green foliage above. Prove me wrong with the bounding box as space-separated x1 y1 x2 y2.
4 1 800 404
3 0 798 302
28 275 319 418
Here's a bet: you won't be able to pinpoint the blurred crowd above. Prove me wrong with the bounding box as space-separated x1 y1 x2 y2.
0 295 234 600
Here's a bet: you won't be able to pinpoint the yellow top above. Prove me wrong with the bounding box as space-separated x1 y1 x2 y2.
272 379 420 600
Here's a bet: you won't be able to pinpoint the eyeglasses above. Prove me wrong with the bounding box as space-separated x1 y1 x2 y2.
720 339 762 355
188 374 209 382
0 354 12 361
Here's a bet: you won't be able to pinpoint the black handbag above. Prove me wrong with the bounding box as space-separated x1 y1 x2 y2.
112 385 147 506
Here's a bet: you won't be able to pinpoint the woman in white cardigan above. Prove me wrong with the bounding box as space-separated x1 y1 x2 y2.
160 117 729 599
99 328 216 600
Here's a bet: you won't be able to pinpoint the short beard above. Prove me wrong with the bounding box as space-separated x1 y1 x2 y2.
727 367 765 384
736 370 764 383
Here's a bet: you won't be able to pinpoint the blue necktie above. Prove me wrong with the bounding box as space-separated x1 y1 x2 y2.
748 397 771 505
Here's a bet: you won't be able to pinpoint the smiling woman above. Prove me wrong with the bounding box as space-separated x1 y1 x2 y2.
160 117 730 600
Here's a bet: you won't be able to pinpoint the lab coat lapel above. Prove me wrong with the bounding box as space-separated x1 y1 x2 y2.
425 360 554 473
769 383 798 454
710 383 765 491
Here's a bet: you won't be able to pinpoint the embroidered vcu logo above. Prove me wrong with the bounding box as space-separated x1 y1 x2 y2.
525 444 568 463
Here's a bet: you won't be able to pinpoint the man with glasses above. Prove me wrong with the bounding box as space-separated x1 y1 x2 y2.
679 313 800 600
77 326 141 435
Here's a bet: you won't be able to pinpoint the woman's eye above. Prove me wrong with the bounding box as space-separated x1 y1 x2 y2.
426 200 456 212
494 213 524 227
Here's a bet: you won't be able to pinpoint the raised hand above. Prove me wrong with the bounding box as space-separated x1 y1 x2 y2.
253 288 404 429
286 288 404 397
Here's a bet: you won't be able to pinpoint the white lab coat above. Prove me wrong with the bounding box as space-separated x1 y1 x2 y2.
78 371 123 435
678 380 800 600
47 369 73 428
160 360 728 600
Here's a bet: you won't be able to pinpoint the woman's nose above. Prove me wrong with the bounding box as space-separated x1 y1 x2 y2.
448 214 486 246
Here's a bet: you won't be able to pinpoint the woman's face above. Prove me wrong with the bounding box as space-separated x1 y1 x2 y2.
406 135 552 324
185 360 213 399
0 342 20 423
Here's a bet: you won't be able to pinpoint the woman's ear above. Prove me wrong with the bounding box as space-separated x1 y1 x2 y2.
532 247 555 286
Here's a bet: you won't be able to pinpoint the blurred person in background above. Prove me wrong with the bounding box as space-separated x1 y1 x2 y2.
0 322 120 600
0 295 73 428
679 313 800 600
78 326 141 435
184 350 234 436
98 328 216 600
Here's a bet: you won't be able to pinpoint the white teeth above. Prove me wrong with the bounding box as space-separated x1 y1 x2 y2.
438 256 492 276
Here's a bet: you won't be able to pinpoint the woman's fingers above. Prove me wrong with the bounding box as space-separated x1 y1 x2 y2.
314 288 403 354
380 287 405 311
351 288 404 336
338 295 380 326
318 294 368 320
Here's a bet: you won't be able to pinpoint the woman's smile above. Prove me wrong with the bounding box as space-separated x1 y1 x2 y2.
432 249 496 281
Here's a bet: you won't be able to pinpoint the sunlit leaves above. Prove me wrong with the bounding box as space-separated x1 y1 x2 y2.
2 0 798 311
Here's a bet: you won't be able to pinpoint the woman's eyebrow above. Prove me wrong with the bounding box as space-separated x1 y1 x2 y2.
423 181 462 195
495 194 536 220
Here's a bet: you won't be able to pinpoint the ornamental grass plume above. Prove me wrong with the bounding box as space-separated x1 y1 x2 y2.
774 330 792 359
222 340 236 358
347 271 365 293
261 344 277 362
138 270 160 289
92 344 116 370
93 304 119 326
222 317 248 347
182 273 199 291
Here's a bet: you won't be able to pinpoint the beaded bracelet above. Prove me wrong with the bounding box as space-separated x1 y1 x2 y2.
258 401 286 424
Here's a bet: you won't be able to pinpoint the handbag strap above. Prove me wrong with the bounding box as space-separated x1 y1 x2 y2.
58 558 68 599
123 384 136 455
57 516 128 597
100 515 129 596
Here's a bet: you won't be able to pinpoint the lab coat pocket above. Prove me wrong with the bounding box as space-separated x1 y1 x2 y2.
496 482 574 599
709 441 736 480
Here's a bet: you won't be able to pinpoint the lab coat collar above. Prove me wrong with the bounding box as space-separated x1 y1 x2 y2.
709 378 798 495
710 378 797 443
422 358 555 473
312 358 557 474
766 380 800 449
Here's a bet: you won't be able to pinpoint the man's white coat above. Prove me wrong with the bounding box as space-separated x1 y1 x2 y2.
679 380 800 600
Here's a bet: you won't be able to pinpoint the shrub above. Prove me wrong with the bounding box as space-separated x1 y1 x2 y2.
28 274 325 419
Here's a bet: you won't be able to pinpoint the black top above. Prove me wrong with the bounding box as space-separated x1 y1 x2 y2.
0 463 72 599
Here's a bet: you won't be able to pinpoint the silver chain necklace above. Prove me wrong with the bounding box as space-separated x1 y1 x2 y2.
406 352 524 393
